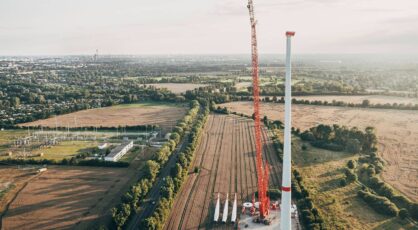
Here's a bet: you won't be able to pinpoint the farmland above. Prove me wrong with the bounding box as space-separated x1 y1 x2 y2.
164 114 282 230
0 167 38 218
19 102 187 132
146 83 206 94
293 95 418 106
1 147 155 230
222 101 418 202
1 167 130 229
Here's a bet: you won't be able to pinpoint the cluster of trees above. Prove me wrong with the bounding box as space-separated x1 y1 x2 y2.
143 105 209 230
212 105 229 114
357 158 418 221
357 190 399 217
110 101 204 229
358 152 384 174
343 148 418 221
254 189 282 200
300 125 377 153
0 158 128 167
292 169 328 229
340 167 358 186
185 89 231 105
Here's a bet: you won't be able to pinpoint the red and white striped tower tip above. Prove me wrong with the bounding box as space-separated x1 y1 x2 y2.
281 31 295 230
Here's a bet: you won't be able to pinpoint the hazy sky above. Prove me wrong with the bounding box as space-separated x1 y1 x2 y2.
0 0 417 55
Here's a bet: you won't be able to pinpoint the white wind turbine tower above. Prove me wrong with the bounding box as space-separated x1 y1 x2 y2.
280 31 295 230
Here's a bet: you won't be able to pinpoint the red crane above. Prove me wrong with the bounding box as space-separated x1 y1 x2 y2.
247 0 270 219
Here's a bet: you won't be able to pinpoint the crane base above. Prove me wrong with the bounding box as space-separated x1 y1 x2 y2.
238 209 300 229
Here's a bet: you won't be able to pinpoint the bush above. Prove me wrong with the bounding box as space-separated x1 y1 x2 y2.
255 189 282 200
111 203 131 230
301 144 308 151
344 168 357 183
194 166 200 173
399 208 409 219
144 160 160 180
267 189 281 200
300 131 315 141
340 178 347 187
347 160 356 169
411 204 418 220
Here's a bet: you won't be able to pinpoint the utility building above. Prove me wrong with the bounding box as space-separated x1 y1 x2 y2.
104 141 133 162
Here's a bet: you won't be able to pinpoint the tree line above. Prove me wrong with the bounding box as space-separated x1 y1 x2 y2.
109 100 205 229
353 153 418 221
142 105 210 229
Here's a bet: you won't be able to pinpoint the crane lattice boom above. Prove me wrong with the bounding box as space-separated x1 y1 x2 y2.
247 0 269 219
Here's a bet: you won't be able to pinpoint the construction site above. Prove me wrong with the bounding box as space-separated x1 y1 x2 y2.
3 0 418 229
165 1 300 229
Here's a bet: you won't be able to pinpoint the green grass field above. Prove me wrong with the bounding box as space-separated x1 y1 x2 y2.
292 137 414 229
0 130 26 154
31 141 97 161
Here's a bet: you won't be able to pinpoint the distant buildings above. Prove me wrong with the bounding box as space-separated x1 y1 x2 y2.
104 141 133 162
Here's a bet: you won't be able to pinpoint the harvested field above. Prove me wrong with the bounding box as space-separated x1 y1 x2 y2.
223 101 418 202
19 103 186 132
0 167 36 217
146 83 206 94
1 167 131 230
164 114 281 230
1 146 155 230
293 95 418 105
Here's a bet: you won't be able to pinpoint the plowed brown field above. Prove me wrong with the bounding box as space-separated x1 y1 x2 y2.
19 103 186 131
223 101 418 202
1 167 131 230
164 114 281 230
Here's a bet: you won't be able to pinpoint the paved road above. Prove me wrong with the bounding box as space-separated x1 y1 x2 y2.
127 132 190 230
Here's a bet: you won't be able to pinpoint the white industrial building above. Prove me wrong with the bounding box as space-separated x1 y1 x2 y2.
98 143 108 150
104 141 133 162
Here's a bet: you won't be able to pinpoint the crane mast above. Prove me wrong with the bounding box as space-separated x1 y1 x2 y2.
247 0 269 219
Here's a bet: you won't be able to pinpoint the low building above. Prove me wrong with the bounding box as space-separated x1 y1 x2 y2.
98 143 108 150
104 141 133 162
